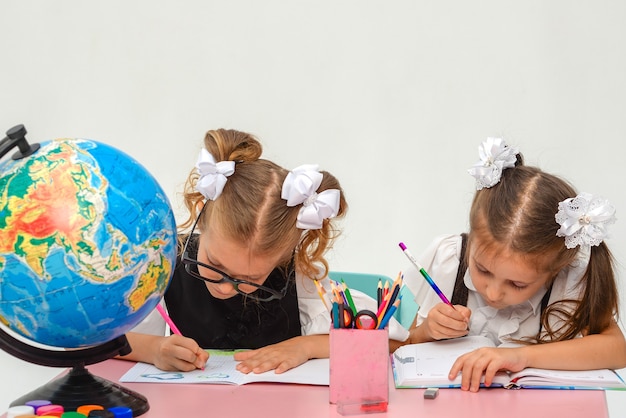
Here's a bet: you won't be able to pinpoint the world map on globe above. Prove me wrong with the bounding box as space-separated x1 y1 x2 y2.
0 138 177 348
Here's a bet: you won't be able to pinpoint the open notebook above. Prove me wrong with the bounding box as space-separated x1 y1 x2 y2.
120 350 329 386
391 335 626 390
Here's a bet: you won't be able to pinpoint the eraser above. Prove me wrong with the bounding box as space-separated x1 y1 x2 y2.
424 387 439 399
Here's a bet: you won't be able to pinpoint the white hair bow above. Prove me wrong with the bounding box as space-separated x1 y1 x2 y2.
195 148 235 201
555 192 616 249
468 137 519 190
281 164 340 230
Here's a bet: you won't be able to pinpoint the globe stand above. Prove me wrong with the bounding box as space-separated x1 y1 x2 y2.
10 362 149 415
0 328 150 416
0 124 40 160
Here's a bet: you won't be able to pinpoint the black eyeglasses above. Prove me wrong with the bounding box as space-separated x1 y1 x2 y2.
180 206 291 302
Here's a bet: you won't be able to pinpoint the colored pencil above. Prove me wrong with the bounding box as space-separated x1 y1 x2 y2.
382 280 390 301
341 279 358 315
332 301 340 329
376 272 402 321
313 279 330 312
378 296 401 329
399 242 454 307
156 304 182 335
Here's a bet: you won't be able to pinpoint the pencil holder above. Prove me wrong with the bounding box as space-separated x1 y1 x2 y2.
329 327 389 415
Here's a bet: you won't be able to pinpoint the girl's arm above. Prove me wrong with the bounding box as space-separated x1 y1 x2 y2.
393 303 471 349
233 334 329 374
449 320 626 392
521 320 626 370
118 331 208 372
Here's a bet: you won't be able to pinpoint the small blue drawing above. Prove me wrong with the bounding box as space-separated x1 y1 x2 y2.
199 373 230 379
141 372 185 380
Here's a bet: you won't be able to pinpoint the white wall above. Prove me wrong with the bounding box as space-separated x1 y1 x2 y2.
1 1 625 415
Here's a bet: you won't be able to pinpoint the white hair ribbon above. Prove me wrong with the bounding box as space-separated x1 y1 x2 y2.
555 192 616 249
468 137 519 190
194 148 235 201
281 164 340 230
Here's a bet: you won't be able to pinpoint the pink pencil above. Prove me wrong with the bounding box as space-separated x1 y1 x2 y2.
157 303 206 370
156 304 182 335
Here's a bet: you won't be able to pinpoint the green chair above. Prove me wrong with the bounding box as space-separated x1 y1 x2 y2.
328 271 418 330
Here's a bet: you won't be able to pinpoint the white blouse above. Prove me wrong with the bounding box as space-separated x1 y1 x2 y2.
402 234 588 346
133 271 410 342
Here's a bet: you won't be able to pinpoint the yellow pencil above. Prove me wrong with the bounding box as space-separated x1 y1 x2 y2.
313 279 330 312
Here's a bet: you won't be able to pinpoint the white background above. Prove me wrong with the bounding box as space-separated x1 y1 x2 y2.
1 1 625 415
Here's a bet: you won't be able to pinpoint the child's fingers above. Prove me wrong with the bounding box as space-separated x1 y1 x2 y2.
438 305 470 331
455 305 472 321
450 348 499 392
453 356 482 392
162 335 207 370
448 354 464 381
194 347 209 369
453 305 471 329
235 349 278 374
426 306 469 340
233 349 258 361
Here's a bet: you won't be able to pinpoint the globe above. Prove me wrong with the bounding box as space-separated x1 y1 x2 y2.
0 134 177 348
0 125 177 415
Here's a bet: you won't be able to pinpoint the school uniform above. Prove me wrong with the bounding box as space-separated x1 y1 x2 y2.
132 235 409 346
164 247 301 349
402 234 589 345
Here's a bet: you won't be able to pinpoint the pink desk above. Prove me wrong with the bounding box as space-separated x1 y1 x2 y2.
3 359 609 418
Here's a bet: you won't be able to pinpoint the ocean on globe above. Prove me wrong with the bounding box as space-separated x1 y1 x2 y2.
0 138 177 348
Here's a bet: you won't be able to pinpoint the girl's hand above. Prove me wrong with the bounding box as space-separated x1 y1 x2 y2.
421 303 471 341
234 335 329 374
233 337 310 374
153 334 208 372
449 347 528 392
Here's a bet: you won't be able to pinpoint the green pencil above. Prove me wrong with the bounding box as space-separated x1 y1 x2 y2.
340 279 358 315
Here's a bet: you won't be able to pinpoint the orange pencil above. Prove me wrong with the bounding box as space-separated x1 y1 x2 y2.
330 280 344 304
378 296 402 329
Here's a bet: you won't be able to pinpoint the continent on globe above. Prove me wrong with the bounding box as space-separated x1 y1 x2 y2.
0 138 177 348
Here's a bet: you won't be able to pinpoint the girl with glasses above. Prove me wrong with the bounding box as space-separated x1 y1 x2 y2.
120 129 409 373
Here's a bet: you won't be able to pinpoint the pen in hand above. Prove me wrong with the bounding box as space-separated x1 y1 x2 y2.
156 304 182 335
156 303 205 370
399 241 469 331
398 242 455 308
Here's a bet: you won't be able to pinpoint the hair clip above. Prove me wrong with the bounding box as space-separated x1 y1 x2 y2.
468 137 519 190
195 148 235 201
281 164 340 230
555 192 616 249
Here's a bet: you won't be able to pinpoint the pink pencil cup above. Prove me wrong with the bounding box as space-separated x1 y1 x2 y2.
329 328 389 415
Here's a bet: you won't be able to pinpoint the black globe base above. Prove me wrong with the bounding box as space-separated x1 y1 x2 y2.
10 363 149 416
0 331 149 415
